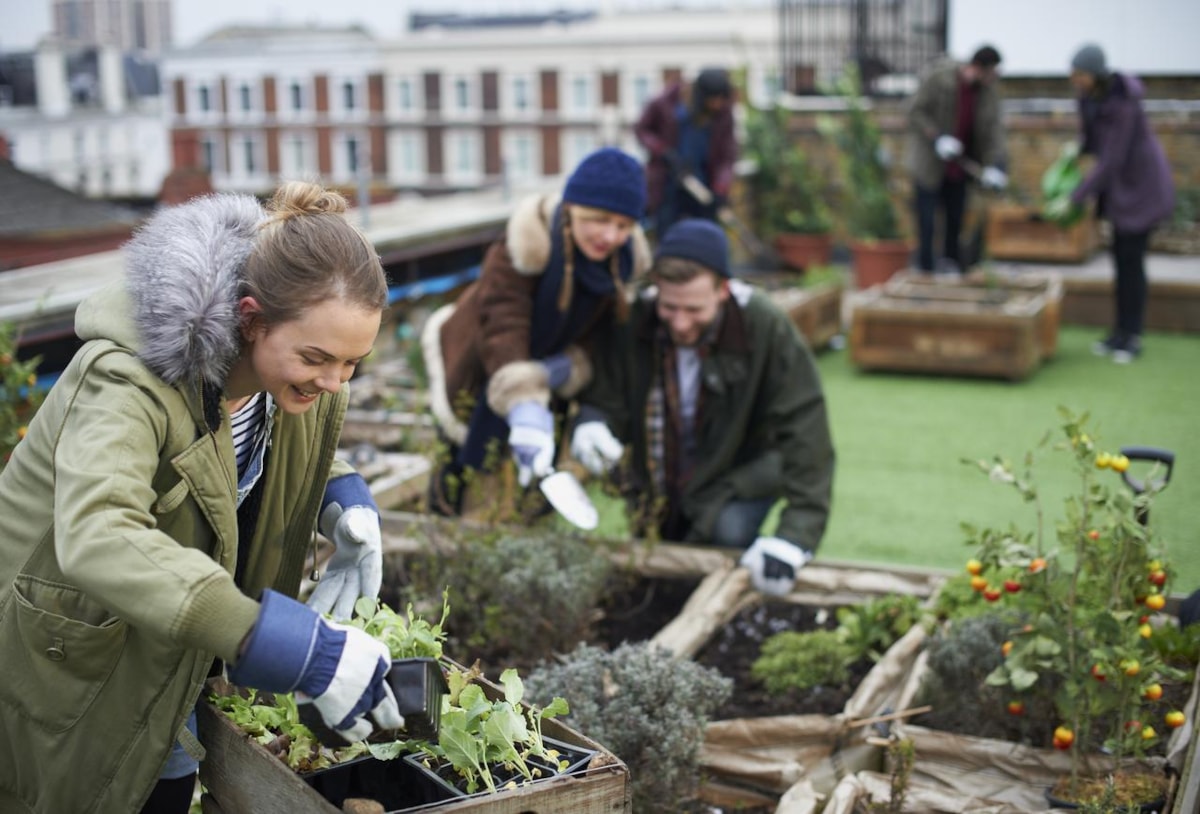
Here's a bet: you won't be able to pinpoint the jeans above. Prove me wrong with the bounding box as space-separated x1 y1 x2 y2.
915 178 968 272
1112 229 1150 337
709 498 776 549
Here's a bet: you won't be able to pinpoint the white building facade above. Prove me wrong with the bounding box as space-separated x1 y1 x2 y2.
160 8 781 196
0 40 170 200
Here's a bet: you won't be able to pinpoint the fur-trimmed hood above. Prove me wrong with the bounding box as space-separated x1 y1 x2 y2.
76 193 266 387
504 192 652 278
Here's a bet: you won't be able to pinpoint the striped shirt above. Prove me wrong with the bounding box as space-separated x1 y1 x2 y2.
230 392 267 478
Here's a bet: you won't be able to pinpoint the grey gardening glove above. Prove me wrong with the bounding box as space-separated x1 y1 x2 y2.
740 536 813 596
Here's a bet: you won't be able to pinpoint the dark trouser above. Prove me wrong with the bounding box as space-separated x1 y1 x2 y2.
707 498 776 549
654 178 718 239
1112 228 1150 337
139 773 196 814
915 178 968 272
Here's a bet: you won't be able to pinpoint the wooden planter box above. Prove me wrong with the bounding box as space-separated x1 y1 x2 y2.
765 282 844 350
985 202 1099 263
885 270 1064 360
847 277 1060 380
1061 275 1200 333
197 675 631 814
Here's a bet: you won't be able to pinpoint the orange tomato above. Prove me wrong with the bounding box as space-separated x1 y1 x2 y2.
1166 711 1186 729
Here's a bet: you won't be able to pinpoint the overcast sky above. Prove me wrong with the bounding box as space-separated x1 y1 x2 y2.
0 0 724 52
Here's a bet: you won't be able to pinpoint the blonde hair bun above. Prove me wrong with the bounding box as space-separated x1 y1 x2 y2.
267 181 348 223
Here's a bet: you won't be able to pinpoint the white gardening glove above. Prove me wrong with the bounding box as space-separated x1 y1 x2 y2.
508 401 556 488
935 134 964 161
739 536 814 597
981 166 1008 191
308 473 382 621
570 421 624 476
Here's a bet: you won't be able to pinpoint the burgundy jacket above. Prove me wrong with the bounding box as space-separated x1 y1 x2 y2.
634 82 737 213
1071 73 1175 234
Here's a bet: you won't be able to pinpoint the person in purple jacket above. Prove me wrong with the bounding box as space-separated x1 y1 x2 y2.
1065 44 1176 363
635 67 737 239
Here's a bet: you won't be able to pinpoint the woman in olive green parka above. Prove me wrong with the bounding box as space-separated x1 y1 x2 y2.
0 183 401 813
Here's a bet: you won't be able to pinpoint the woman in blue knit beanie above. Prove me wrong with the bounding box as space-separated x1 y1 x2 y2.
421 147 651 516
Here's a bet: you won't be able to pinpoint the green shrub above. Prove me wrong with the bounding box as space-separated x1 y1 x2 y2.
751 629 856 693
524 641 731 814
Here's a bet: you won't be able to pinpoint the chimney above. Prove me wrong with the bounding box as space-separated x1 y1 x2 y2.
99 46 126 114
34 39 70 117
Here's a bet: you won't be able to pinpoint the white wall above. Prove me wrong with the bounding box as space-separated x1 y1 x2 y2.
950 0 1200 76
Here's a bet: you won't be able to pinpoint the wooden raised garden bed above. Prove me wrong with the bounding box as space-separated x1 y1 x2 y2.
765 282 844 350
985 202 1099 263
1061 274 1200 333
847 274 1061 380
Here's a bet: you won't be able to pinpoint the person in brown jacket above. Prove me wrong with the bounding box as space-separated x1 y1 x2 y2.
906 45 1009 274
421 148 651 514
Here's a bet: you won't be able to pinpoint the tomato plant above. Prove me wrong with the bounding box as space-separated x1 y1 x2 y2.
959 409 1188 794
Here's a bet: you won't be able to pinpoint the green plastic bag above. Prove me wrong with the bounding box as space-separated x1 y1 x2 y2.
1040 145 1085 227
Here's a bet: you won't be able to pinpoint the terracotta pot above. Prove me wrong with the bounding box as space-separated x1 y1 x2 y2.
773 232 833 272
850 239 911 289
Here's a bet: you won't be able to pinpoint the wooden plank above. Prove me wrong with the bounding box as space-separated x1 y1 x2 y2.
767 284 844 350
985 203 1099 263
651 566 750 658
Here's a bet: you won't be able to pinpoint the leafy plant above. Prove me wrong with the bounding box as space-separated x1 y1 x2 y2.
866 737 916 814
819 65 902 241
400 532 613 671
957 408 1190 798
524 641 732 814
404 664 570 794
753 594 925 695
1 322 45 470
742 97 832 237
345 592 449 660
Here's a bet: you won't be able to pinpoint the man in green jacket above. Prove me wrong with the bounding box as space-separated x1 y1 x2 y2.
571 219 834 595
905 45 1009 274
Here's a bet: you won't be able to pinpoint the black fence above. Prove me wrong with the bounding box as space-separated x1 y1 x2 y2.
778 0 948 96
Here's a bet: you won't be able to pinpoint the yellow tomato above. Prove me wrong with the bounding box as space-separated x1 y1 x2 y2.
1143 683 1164 701
970 575 988 592
1145 594 1167 611
1110 454 1130 472
1166 711 1186 729
1121 659 1141 677
1142 726 1157 740
1139 623 1153 639
1095 452 1112 469
966 558 983 576
1001 640 1014 657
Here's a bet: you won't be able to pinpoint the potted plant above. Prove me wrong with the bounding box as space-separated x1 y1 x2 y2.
901 408 1195 811
821 65 910 289
742 96 834 272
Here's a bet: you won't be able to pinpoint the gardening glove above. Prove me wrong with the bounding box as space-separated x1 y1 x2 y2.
229 590 403 743
740 536 813 597
508 400 556 488
308 473 383 622
570 421 624 476
542 352 572 391
935 134 964 161
980 166 1008 191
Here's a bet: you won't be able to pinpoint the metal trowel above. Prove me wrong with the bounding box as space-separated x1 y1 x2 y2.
538 468 599 531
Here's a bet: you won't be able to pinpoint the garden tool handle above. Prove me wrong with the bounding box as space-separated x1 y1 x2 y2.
1119 446 1174 495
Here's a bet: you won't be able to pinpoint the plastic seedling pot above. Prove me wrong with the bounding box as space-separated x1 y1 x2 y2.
299 657 448 746
402 735 597 798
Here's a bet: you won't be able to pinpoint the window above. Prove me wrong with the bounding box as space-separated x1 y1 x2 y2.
289 135 306 175
632 75 652 110
444 130 480 181
346 136 360 175
243 137 256 174
198 85 211 112
393 131 423 180
506 132 536 180
239 84 252 112
512 77 529 112
397 78 413 113
343 81 356 111
570 76 592 113
564 130 597 171
200 138 216 173
454 78 469 112
290 82 303 111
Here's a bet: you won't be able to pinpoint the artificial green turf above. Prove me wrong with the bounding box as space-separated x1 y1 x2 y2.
814 324 1200 593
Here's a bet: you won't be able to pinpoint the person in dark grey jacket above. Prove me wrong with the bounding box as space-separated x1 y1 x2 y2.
1065 44 1176 363
570 219 834 597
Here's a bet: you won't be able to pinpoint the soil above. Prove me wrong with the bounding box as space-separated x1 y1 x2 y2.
693 600 873 720
594 575 702 649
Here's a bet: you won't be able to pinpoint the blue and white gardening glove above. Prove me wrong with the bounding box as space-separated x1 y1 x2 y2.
507 400 556 488
230 589 403 743
935 134 964 161
570 421 624 476
308 473 382 622
980 166 1008 191
739 536 814 597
